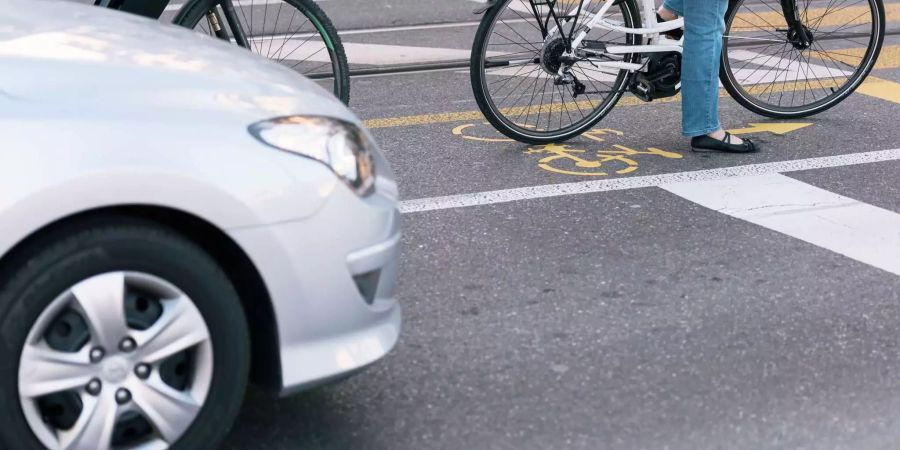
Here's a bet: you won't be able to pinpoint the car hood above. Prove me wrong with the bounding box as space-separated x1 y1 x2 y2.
0 0 355 124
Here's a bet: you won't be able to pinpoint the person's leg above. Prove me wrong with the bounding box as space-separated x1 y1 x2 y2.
659 0 682 20
680 0 728 138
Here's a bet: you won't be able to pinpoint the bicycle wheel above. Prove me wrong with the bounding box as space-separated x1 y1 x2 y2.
471 0 641 144
175 0 350 104
720 0 884 118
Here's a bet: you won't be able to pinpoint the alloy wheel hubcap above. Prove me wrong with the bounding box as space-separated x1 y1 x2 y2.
18 272 214 450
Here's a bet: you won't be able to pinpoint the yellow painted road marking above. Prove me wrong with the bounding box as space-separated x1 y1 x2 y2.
451 121 810 177
524 142 683 177
366 97 637 129
366 111 485 129
365 77 897 130
452 123 513 142
824 44 900 70
856 77 900 104
731 4 900 30
363 44 900 130
365 85 801 129
728 122 813 135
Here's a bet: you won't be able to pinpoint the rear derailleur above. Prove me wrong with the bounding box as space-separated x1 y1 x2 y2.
554 71 587 98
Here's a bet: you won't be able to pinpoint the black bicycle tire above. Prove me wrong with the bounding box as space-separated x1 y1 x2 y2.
718 0 885 119
470 0 642 145
173 0 351 105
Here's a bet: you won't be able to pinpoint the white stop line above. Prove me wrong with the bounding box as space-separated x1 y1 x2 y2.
400 149 900 276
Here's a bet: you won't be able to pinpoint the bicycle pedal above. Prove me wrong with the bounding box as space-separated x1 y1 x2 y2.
629 83 654 102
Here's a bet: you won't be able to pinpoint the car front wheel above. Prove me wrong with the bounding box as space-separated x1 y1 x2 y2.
0 217 250 450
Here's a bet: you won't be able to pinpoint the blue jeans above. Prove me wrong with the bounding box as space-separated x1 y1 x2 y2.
662 0 728 137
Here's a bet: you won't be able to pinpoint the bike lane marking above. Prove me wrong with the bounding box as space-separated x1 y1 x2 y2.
398 147 900 213
857 77 900 105
452 125 682 177
660 173 900 276
450 121 811 177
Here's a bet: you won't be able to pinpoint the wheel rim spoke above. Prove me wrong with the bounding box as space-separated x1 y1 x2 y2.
134 295 210 364
130 377 202 443
58 394 118 450
19 345 95 398
71 272 129 350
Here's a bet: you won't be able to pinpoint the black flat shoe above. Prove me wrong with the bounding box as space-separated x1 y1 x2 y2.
656 13 683 40
690 132 758 153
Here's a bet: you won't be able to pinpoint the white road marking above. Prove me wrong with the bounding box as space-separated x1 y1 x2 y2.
164 0 294 12
660 173 900 276
398 148 900 213
729 49 851 85
250 19 503 43
271 40 504 65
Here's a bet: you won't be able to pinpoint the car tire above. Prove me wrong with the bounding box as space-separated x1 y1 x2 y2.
0 215 250 450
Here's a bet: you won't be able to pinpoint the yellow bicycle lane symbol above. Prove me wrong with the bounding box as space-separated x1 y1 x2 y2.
452 122 682 177
527 143 682 176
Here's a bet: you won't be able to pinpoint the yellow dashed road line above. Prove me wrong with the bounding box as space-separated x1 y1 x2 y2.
825 44 900 69
732 3 900 30
857 76 900 103
363 45 900 130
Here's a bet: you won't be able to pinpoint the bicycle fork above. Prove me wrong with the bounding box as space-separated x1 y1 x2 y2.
205 0 251 49
780 0 814 49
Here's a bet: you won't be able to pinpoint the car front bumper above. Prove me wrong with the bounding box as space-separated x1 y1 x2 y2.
227 182 401 395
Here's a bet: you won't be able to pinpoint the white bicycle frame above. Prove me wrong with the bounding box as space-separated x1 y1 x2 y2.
549 0 685 73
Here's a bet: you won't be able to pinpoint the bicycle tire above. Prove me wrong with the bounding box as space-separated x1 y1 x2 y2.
471 0 642 145
174 0 351 105
719 0 884 119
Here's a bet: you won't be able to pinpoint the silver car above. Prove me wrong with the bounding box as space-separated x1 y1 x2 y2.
0 2 401 449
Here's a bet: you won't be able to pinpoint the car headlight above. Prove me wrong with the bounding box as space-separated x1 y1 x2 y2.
248 116 376 196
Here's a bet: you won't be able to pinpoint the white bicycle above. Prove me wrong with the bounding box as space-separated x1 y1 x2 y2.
470 0 885 144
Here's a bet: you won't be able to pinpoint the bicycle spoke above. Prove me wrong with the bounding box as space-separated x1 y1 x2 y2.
723 0 879 114
183 0 345 101
477 0 634 138
265 1 284 58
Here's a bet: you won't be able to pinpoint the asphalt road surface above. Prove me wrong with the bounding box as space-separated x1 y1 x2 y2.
88 1 899 448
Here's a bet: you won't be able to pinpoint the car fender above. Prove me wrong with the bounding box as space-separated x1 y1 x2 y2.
0 117 339 257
